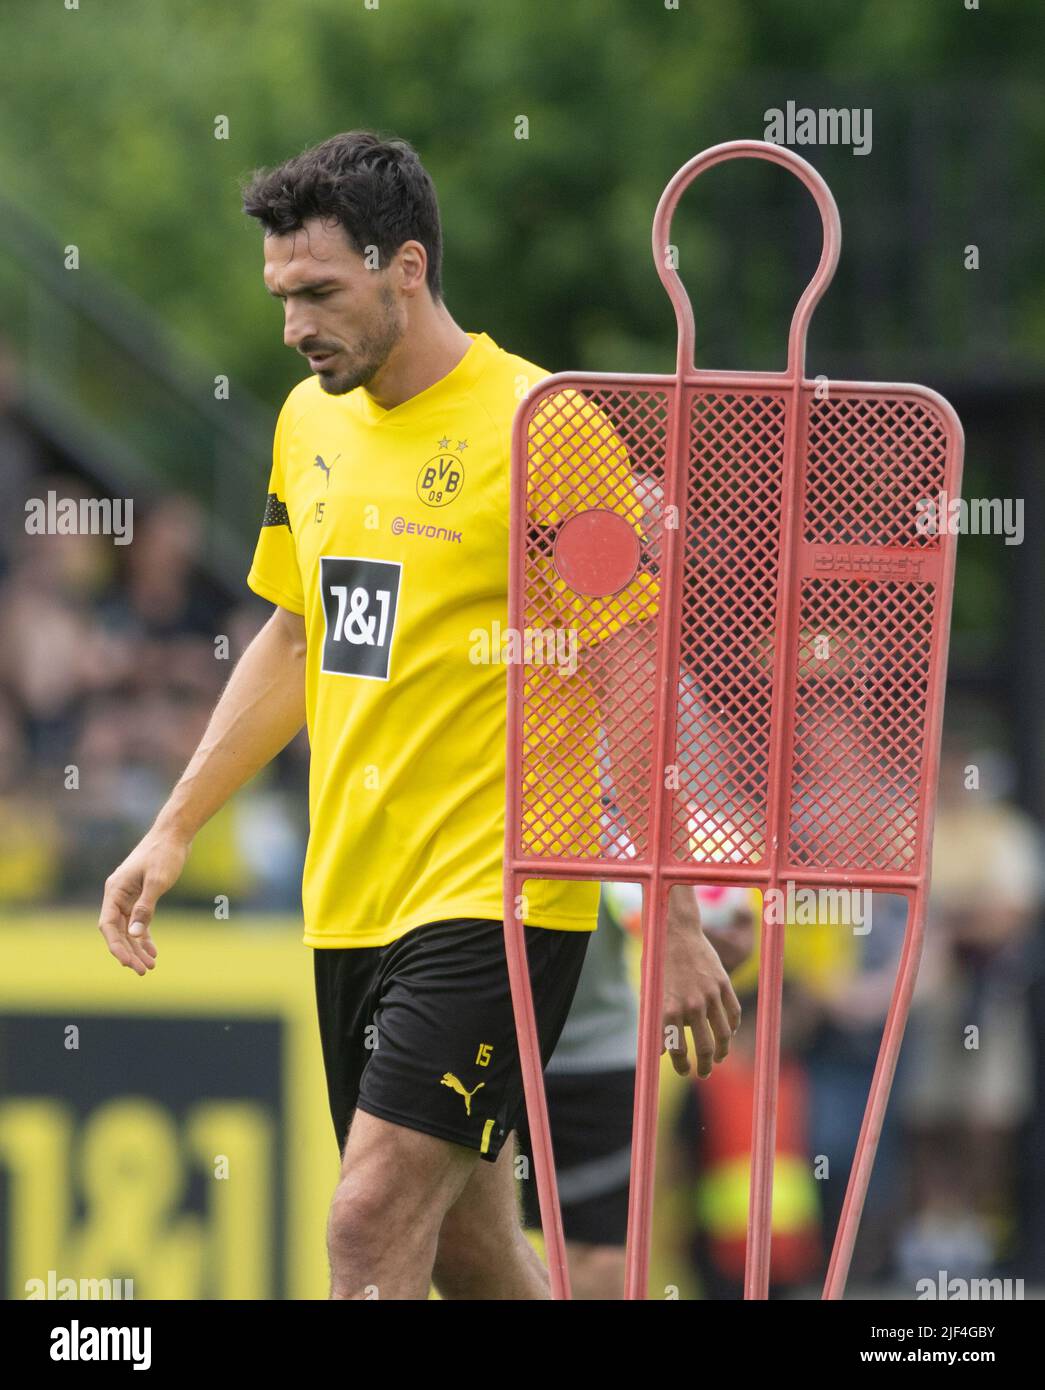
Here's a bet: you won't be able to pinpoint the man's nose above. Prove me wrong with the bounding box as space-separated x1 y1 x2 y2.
283 303 318 351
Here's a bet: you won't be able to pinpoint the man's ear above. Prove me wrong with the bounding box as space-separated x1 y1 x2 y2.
392 239 429 293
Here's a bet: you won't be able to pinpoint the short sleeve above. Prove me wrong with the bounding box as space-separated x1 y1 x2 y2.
246 398 305 615
529 389 644 529
528 388 659 644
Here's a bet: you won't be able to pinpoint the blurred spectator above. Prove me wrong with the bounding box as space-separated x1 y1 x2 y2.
0 441 308 914
0 338 41 571
0 690 64 902
896 732 1044 1281
97 494 221 642
711 887 908 1290
675 981 823 1299
798 892 908 1283
0 477 117 769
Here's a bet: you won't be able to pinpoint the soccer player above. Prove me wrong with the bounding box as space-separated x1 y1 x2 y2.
96 130 741 1300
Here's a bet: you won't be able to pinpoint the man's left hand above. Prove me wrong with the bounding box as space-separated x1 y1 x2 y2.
662 886 743 1079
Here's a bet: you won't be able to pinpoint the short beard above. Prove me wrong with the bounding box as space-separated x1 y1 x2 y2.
318 286 403 396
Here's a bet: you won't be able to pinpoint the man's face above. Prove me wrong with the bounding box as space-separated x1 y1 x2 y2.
262 216 405 395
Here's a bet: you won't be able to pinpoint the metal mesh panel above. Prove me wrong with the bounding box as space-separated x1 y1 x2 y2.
787 390 949 872
670 390 786 864
518 384 669 860
804 393 949 548
788 577 935 870
514 375 956 884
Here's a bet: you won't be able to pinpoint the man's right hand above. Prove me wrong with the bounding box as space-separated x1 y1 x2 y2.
98 830 190 976
95 605 308 978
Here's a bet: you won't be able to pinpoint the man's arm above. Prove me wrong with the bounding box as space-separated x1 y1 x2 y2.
530 386 743 1074
98 605 308 975
598 621 744 1079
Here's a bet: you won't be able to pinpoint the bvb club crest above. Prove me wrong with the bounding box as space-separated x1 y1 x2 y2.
416 449 465 508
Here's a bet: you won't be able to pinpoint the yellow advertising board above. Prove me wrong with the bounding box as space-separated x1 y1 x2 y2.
0 916 336 1300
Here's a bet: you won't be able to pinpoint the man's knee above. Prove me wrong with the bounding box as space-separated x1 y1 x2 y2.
327 1171 390 1265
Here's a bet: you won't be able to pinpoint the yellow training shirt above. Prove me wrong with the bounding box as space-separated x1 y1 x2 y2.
247 331 652 948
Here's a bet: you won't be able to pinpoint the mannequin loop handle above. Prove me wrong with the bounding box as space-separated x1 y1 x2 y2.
651 139 841 380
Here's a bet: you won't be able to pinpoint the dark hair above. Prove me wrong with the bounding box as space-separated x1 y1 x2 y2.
242 130 443 300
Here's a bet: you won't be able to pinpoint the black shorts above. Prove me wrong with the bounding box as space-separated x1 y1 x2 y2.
313 918 590 1163
517 1068 635 1246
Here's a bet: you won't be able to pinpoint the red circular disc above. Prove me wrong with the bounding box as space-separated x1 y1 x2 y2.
552 508 641 597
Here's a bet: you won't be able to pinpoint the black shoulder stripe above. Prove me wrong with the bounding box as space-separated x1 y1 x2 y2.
262 493 292 532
